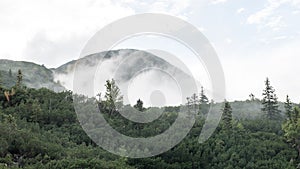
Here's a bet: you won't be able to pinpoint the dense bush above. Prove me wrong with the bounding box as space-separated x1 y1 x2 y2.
0 86 299 168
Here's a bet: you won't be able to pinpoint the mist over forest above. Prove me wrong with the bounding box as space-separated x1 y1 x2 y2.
0 49 300 168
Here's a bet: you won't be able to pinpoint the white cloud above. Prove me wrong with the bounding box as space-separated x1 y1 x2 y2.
0 0 194 68
247 1 280 25
1 0 300 102
23 31 88 68
119 0 192 16
211 0 228 4
237 8 245 14
265 16 286 31
0 0 135 67
247 0 300 31
225 38 232 44
273 35 287 40
290 0 300 6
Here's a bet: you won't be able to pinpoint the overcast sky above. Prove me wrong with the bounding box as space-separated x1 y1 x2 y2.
0 0 300 102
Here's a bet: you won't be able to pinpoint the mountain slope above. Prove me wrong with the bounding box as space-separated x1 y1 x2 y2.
0 49 289 117
53 49 198 105
0 59 65 91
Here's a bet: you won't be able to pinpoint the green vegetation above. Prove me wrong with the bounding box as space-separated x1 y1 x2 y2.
0 74 299 168
0 60 64 91
261 78 281 120
221 101 233 130
282 107 300 161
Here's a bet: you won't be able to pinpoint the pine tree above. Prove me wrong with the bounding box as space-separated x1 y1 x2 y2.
261 78 280 120
284 95 293 120
104 79 123 115
199 86 209 104
199 87 209 115
222 101 233 130
16 69 23 87
134 99 144 112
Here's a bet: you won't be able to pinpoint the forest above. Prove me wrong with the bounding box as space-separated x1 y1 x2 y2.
0 70 300 169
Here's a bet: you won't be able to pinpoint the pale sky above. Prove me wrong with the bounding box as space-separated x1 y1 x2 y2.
0 0 300 102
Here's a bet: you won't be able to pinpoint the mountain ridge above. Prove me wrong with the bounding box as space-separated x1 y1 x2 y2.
0 49 291 118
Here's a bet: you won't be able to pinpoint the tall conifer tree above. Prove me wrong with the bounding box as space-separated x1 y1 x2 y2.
222 101 233 130
261 78 280 120
284 95 293 120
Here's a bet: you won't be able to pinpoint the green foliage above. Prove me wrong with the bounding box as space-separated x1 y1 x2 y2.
186 88 210 116
0 82 299 168
261 78 281 120
103 79 123 115
0 60 64 91
222 101 233 130
282 107 300 161
0 87 132 168
285 95 293 120
199 86 209 116
199 86 209 105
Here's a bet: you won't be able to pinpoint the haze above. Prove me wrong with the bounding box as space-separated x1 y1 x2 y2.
1 0 300 102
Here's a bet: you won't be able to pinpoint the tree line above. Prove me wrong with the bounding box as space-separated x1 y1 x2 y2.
0 70 300 168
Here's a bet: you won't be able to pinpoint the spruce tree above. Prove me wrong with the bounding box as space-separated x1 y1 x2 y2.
284 95 293 120
261 78 280 120
222 101 233 130
104 79 123 115
199 86 209 104
199 86 209 115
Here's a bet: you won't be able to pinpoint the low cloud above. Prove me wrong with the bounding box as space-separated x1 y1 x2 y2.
222 39 300 102
24 31 88 68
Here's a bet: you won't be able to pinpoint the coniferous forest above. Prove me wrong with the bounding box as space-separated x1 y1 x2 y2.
0 71 300 169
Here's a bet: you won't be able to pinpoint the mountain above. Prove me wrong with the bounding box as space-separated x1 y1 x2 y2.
0 59 65 91
53 49 198 106
0 49 288 118
0 49 198 106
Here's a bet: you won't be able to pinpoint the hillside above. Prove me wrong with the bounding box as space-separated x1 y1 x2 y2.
0 52 299 168
0 49 293 119
52 49 197 104
0 84 299 168
0 59 64 91
210 100 288 119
